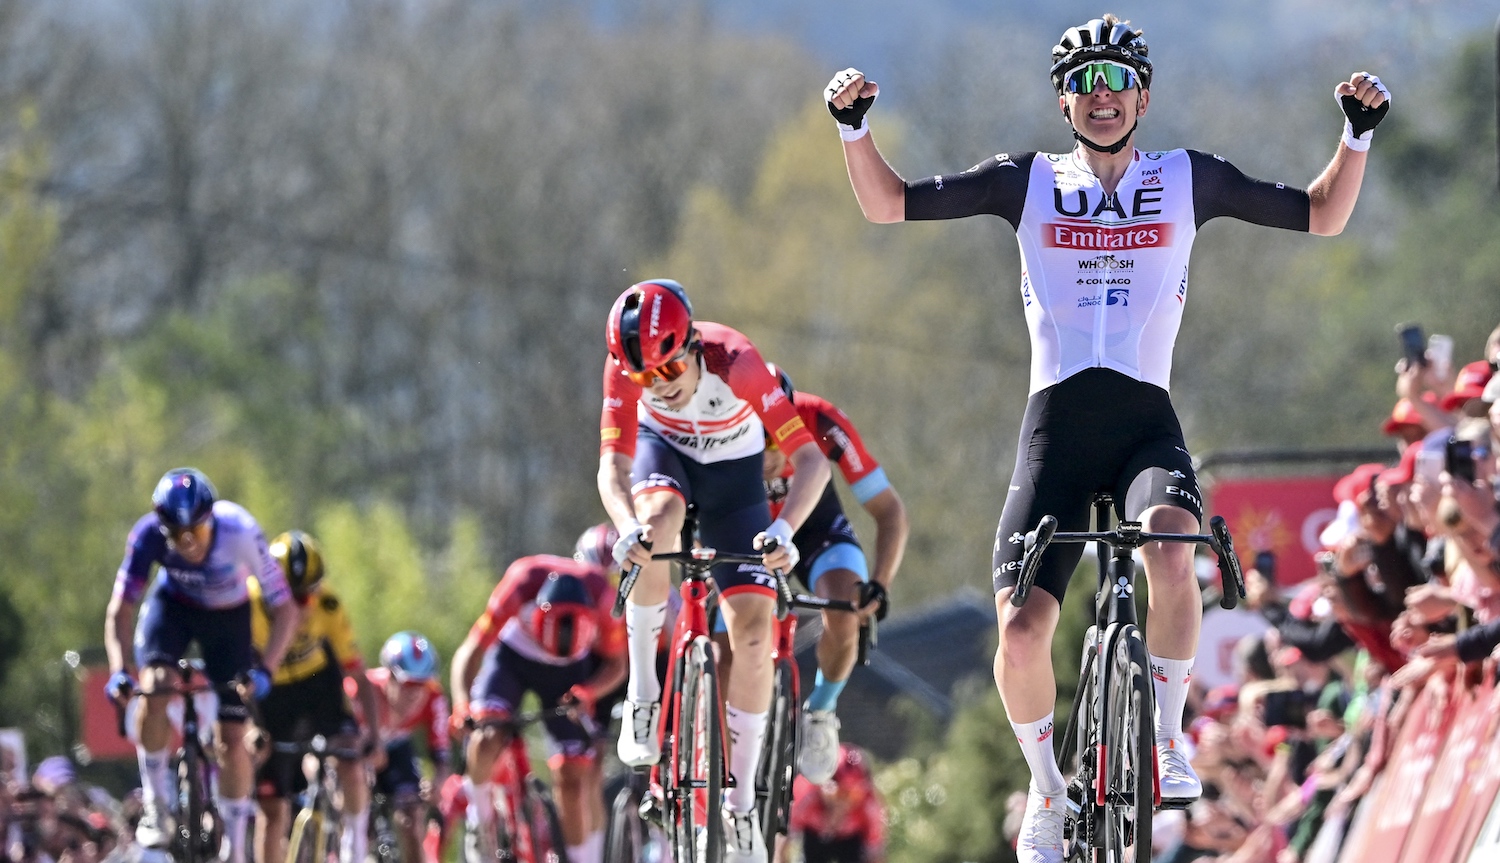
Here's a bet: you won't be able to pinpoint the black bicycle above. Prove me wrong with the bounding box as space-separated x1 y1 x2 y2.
278 734 364 863
755 586 874 855
114 659 226 863
1010 494 1245 863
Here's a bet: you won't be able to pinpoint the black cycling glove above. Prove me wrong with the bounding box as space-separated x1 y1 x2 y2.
1339 75 1390 137
825 68 875 130
859 581 890 622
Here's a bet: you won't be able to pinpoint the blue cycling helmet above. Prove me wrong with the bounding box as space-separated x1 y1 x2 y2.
380 631 438 683
152 468 217 530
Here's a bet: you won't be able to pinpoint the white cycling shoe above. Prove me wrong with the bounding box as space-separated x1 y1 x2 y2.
721 806 767 863
1157 735 1202 803
618 699 662 767
134 801 176 849
797 709 841 784
1016 787 1065 863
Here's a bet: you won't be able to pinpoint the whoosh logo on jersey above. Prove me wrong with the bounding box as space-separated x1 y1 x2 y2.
1044 223 1174 250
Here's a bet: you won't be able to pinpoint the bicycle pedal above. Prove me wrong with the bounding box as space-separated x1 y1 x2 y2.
638 794 665 829
1157 797 1194 811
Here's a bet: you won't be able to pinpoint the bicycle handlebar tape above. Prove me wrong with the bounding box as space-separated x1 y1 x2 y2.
1208 516 1245 610
611 539 655 618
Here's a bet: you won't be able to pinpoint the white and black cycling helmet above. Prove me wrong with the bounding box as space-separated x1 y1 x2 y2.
1049 16 1152 93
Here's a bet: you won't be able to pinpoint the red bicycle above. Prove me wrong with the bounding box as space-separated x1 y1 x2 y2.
465 709 574 863
613 530 791 863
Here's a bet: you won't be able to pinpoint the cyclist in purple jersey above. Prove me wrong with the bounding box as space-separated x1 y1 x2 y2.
103 468 299 863
824 14 1388 863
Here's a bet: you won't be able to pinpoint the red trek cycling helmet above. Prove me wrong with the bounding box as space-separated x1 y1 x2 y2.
606 279 695 385
525 572 599 659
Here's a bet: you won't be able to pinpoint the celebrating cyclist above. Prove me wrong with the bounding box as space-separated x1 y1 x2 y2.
824 15 1387 862
598 279 831 863
449 556 625 863
249 530 381 863
102 468 299 863
349 632 452 863
761 364 907 783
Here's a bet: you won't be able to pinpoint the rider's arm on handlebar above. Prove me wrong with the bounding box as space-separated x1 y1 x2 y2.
596 452 641 544
774 443 833 533
862 486 908 605
449 630 487 724
104 592 137 678
346 660 383 753
260 595 303 676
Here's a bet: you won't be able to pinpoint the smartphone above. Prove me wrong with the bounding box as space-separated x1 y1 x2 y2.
1416 449 1444 484
1446 437 1476 484
1261 689 1309 729
1428 334 1454 380
1253 550 1276 581
1396 322 1426 367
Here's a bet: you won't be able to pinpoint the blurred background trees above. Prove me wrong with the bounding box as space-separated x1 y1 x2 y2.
0 1 1494 858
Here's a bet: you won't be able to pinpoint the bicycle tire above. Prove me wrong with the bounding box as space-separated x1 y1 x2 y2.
286 808 321 863
176 742 224 863
670 635 724 863
757 660 797 852
1059 635 1098 859
1101 627 1152 863
369 795 403 863
602 782 644 863
522 776 569 863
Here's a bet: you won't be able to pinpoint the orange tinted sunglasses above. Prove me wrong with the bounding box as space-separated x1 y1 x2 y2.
623 346 693 387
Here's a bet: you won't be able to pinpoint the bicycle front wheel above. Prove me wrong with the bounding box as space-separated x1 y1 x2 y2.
521 776 569 863
602 781 644 863
757 659 798 852
669 635 724 863
1101 627 1152 863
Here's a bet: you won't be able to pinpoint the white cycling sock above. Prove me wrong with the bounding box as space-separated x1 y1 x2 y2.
218 796 255 863
341 807 369 863
724 706 767 813
625 601 668 704
464 777 494 827
136 746 174 808
1009 714 1066 797
1151 654 1194 739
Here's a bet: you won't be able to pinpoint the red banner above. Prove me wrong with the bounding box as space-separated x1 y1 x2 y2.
1340 679 1457 863
79 666 137 761
1454 681 1500 857
1206 475 1340 586
1401 678 1497 863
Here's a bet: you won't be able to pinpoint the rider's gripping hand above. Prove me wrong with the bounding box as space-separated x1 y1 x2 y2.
448 707 470 741
105 670 135 704
825 68 878 131
858 581 890 622
613 521 653 570
1335 72 1389 149
245 666 273 702
561 684 597 719
756 518 800 574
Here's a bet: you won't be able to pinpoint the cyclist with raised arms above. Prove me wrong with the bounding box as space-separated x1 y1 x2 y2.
761 364 908 783
449 556 626 863
823 15 1388 863
598 279 832 863
102 468 300 863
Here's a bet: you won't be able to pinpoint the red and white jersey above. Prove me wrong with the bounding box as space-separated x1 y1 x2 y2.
600 322 816 464
346 667 450 761
767 392 890 521
468 555 625 667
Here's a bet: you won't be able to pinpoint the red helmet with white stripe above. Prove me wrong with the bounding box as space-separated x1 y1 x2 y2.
606 280 694 373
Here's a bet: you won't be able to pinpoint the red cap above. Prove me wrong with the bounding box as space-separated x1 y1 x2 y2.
1439 360 1494 411
1333 463 1388 505
1381 392 1439 435
1380 443 1420 486
1202 684 1240 721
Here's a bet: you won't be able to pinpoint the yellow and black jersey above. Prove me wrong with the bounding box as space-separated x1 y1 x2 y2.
249 579 361 686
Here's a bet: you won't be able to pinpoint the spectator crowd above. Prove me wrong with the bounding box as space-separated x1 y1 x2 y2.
1149 322 1500 863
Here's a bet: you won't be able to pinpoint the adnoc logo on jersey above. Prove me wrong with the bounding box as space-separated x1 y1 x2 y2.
1045 223 1173 250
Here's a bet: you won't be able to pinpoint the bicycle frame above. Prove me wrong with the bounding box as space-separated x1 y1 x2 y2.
1012 494 1246 858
